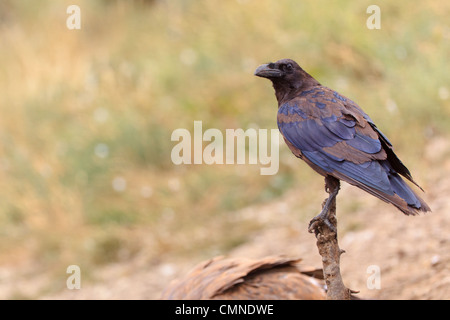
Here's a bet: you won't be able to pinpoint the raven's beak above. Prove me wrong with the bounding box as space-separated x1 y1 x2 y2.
254 63 282 78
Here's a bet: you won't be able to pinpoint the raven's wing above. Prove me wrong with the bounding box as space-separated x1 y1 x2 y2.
277 87 429 214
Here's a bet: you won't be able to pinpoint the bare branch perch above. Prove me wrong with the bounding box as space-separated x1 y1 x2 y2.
310 176 354 300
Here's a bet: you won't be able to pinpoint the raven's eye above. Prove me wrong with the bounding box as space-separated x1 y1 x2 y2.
283 63 294 72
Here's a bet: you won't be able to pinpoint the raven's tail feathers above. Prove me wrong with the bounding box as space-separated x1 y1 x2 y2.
333 163 431 215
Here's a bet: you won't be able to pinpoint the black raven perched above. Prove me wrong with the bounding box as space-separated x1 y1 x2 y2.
255 59 430 228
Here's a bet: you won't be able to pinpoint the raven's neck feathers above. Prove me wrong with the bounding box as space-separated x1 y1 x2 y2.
273 74 320 106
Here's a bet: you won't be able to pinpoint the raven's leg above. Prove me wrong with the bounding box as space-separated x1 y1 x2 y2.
308 176 340 233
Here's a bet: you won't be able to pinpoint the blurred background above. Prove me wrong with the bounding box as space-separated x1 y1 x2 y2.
0 0 448 299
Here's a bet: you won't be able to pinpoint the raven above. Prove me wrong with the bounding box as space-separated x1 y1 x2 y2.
255 59 430 227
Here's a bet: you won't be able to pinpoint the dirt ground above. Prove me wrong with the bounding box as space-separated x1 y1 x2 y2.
0 138 446 300
34 136 448 300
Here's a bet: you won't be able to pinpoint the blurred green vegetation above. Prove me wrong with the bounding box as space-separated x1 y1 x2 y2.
0 0 448 297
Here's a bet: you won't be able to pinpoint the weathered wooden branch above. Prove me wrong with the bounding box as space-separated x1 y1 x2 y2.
310 176 354 300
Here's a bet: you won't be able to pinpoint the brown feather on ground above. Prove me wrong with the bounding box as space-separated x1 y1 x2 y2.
160 256 326 300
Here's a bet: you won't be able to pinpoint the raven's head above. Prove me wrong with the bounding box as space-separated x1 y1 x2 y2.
254 59 303 82
254 59 320 104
